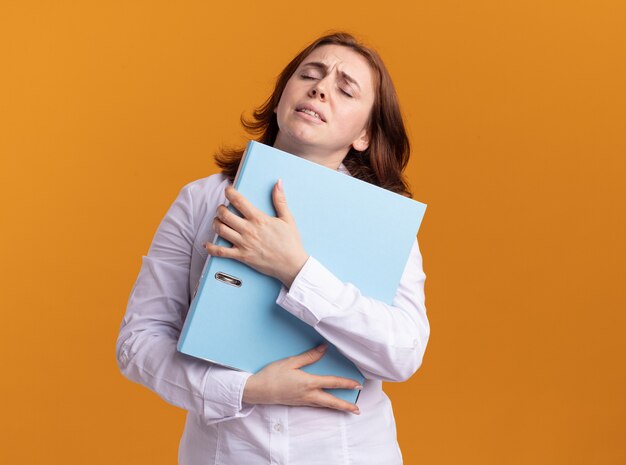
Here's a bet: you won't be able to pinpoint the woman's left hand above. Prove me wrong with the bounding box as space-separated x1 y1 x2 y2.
204 180 309 288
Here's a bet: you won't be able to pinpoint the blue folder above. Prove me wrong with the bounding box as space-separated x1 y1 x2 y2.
178 141 427 403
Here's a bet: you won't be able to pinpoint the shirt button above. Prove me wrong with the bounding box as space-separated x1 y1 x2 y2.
273 422 282 432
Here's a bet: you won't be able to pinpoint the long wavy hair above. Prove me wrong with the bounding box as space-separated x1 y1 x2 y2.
215 32 413 197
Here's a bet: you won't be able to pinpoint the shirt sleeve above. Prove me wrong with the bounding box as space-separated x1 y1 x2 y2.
276 240 429 382
115 181 255 424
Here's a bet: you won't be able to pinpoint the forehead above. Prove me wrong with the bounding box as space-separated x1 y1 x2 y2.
300 44 375 89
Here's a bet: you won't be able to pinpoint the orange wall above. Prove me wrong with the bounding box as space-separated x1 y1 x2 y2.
1 1 624 464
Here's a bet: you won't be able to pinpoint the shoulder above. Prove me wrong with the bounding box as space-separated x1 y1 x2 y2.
176 173 231 209
174 173 230 228
180 173 230 199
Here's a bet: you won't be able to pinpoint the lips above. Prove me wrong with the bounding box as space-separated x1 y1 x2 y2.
295 105 326 122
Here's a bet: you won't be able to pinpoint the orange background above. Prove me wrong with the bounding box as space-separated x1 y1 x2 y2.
1 1 625 464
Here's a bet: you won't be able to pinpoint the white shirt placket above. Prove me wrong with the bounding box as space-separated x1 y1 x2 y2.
268 405 289 465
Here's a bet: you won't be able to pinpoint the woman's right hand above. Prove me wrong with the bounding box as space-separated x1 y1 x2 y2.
242 344 362 415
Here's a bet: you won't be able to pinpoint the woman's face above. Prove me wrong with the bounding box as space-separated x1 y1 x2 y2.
273 44 376 169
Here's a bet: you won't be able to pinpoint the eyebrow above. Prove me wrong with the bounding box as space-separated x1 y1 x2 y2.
301 61 361 91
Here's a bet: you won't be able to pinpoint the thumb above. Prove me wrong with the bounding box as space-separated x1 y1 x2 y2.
288 344 327 369
272 179 293 221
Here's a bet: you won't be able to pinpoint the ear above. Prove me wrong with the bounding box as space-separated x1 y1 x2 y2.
352 128 370 152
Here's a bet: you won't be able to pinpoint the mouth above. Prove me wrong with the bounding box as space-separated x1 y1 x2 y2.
295 106 326 122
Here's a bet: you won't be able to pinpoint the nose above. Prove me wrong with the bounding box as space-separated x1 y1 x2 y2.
309 82 326 100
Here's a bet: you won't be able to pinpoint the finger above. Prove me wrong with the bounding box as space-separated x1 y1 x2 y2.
216 204 247 232
272 179 293 221
310 390 360 415
310 374 363 391
225 186 261 219
213 218 243 245
204 241 239 260
286 344 327 369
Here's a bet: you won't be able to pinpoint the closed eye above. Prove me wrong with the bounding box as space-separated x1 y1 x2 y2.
301 73 354 97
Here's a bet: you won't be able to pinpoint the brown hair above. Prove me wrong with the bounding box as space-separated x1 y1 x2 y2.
215 32 413 197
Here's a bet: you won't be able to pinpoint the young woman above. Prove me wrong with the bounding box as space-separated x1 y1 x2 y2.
117 32 430 465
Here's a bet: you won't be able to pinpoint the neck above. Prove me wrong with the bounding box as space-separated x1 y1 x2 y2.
273 136 346 171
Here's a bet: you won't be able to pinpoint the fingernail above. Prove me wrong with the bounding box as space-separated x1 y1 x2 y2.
315 344 327 352
277 179 283 191
354 385 363 390
353 408 360 415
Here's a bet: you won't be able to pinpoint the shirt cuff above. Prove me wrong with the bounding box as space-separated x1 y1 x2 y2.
203 366 255 423
276 256 346 327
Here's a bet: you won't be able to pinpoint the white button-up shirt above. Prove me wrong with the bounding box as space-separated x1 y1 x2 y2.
116 172 430 465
